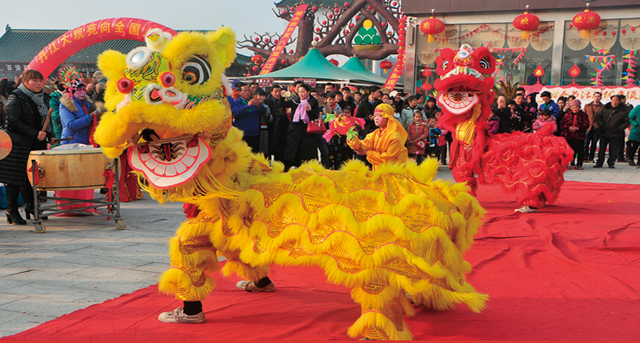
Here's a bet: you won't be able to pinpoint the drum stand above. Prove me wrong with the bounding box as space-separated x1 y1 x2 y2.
30 158 126 233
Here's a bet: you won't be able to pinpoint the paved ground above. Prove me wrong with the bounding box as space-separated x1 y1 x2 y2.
1 161 639 338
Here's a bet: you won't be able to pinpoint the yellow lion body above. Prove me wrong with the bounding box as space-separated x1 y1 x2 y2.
94 27 487 340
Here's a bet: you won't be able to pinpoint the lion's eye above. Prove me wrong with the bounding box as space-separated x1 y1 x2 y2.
479 56 490 70
181 55 211 85
442 60 449 70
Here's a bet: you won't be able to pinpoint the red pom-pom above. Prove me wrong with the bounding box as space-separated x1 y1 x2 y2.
158 72 175 88
117 78 134 94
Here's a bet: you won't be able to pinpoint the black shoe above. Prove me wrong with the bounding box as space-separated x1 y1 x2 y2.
608 165 615 169
593 165 603 168
6 211 27 225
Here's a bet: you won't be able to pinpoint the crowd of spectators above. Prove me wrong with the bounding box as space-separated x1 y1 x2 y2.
228 81 448 171
491 87 636 170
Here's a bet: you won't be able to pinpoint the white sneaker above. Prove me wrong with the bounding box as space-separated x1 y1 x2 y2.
158 307 205 324
515 205 538 213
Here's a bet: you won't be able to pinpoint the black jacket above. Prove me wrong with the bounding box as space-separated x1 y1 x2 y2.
594 103 630 138
493 106 512 134
355 98 382 136
283 96 320 169
264 95 290 162
0 89 51 185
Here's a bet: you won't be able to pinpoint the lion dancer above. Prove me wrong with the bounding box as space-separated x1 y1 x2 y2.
435 44 494 196
435 44 573 213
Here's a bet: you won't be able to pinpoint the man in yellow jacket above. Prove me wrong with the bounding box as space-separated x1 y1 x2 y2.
348 103 407 170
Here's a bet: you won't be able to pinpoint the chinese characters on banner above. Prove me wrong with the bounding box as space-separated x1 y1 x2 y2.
27 18 177 78
525 85 640 107
382 61 403 92
259 4 309 75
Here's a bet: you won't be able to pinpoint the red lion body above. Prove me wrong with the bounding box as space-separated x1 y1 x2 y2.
434 44 573 208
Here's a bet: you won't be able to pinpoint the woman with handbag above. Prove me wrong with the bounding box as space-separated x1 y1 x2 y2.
283 83 320 171
0 70 53 225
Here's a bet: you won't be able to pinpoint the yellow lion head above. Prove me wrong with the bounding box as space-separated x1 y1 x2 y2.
94 27 236 159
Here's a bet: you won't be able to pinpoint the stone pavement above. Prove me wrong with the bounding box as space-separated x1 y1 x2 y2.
1 162 639 338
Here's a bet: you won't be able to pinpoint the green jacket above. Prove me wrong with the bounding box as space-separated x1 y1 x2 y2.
629 105 640 142
49 90 64 141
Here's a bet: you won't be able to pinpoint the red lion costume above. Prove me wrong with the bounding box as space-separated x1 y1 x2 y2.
434 44 573 210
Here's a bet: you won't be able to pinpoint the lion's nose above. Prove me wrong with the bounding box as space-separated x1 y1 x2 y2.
158 72 176 88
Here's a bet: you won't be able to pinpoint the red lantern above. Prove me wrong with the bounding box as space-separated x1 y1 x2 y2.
568 63 581 85
422 68 432 77
251 55 264 64
329 58 339 66
568 63 581 78
379 60 393 72
513 6 540 40
573 4 601 38
533 63 544 85
419 10 444 43
534 64 544 77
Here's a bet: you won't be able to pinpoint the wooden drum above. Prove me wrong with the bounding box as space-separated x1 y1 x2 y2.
27 147 114 190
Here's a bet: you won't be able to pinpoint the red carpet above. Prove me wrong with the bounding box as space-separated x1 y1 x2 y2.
5 181 640 340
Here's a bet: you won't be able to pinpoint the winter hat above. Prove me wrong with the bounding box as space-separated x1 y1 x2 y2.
570 99 581 107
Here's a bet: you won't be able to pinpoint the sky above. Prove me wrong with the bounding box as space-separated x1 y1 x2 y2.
2 0 288 54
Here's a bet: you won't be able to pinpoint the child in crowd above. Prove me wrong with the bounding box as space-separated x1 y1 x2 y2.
532 109 557 133
487 110 500 135
348 103 407 170
426 117 442 159
326 107 350 170
322 92 343 115
406 111 430 164
508 99 522 132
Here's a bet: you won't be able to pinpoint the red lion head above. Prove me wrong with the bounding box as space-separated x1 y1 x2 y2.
433 44 496 117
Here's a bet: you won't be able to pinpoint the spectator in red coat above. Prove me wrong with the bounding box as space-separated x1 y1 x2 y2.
560 99 590 170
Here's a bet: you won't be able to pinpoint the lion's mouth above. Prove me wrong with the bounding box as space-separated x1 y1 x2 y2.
128 133 212 189
438 86 480 115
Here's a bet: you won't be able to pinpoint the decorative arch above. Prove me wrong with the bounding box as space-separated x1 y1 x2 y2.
28 18 177 78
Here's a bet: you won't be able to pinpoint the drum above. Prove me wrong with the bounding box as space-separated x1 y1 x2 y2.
27 147 114 190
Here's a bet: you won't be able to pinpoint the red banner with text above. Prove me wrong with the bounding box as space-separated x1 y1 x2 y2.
28 18 177 79
259 4 308 75
382 60 403 92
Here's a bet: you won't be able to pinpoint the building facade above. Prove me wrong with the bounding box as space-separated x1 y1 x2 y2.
402 1 640 94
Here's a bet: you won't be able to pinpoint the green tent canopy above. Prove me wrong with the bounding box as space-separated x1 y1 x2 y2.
340 57 388 84
247 48 382 84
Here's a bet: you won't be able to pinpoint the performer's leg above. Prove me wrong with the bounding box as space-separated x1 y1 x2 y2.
348 284 414 341
158 219 220 323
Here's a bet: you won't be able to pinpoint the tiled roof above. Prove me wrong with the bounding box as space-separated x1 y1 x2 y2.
274 0 354 8
0 28 251 66
0 29 144 64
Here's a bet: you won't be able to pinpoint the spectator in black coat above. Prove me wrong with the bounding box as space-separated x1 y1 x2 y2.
0 70 53 225
264 85 289 163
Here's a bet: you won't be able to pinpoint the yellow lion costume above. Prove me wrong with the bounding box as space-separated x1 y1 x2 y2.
93 27 488 340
